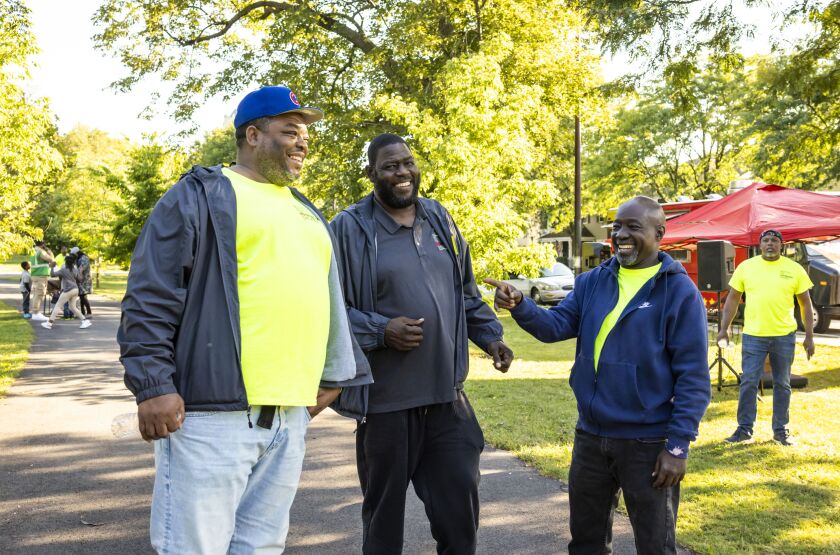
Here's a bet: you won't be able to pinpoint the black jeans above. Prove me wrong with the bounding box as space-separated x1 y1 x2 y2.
21 290 30 314
356 391 484 555
568 430 679 555
79 293 91 316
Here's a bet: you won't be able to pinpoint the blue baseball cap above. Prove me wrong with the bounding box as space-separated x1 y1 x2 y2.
234 86 323 128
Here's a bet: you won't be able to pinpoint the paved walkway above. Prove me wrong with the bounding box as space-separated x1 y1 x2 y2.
0 281 671 554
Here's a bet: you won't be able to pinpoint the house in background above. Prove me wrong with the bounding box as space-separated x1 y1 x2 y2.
537 215 610 268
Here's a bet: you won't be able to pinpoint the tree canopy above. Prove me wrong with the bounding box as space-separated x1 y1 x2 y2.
31 126 131 257
0 0 62 259
94 0 606 276
105 139 186 267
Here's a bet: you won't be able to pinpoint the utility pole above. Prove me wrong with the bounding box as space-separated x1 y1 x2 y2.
572 24 582 275
574 115 581 274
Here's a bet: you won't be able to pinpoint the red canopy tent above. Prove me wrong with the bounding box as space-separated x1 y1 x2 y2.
662 183 840 248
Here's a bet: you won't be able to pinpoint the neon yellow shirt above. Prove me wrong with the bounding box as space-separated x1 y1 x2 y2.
224 168 332 406
594 263 661 369
729 255 813 336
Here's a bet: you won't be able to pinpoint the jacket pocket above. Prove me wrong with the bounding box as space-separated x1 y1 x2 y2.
569 355 596 419
591 361 645 425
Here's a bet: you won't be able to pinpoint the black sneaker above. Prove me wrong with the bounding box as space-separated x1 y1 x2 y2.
773 431 795 446
725 429 753 443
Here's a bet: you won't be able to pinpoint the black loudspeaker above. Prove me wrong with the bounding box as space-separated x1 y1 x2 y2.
697 240 735 292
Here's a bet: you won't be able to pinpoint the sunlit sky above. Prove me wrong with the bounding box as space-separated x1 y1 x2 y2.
26 0 234 143
24 0 804 144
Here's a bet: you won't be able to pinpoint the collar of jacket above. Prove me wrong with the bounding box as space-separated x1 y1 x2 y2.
342 193 463 265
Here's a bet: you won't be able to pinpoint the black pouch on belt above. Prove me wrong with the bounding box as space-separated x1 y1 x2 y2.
257 405 276 429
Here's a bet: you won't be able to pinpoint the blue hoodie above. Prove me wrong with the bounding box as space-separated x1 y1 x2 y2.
510 252 710 458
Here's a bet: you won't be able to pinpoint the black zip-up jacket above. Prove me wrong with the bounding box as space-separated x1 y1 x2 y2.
118 165 371 411
329 193 503 420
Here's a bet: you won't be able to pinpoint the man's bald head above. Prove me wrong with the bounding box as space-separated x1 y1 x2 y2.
623 196 666 227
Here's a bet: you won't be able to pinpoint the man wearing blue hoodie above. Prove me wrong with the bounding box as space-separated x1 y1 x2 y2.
486 196 710 555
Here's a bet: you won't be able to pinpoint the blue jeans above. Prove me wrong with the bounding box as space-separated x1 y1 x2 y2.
568 430 679 555
737 332 796 435
151 406 310 554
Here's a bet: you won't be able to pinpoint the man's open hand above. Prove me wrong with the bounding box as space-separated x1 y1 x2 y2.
385 316 425 351
652 449 686 488
138 393 185 441
483 278 523 311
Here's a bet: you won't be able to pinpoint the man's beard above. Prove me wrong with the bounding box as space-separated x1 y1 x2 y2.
373 177 419 209
614 243 639 266
255 139 298 185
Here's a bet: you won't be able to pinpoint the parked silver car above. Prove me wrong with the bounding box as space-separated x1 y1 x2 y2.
503 262 575 305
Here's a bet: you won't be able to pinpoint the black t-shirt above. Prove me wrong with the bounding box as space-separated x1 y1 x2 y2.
367 202 458 413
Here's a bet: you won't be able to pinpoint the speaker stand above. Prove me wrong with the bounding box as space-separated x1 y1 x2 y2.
711 290 741 391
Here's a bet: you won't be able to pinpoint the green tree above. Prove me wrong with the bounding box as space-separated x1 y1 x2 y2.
31 125 131 257
190 127 236 167
586 59 757 211
94 0 605 277
747 2 840 189
106 139 187 267
0 0 63 259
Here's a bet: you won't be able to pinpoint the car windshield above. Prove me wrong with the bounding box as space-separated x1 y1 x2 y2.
541 263 573 278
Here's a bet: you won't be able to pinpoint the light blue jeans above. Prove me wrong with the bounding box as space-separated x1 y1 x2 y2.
151 406 310 554
737 333 796 435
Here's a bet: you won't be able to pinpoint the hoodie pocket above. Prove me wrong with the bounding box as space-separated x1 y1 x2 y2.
569 355 596 419
591 361 645 425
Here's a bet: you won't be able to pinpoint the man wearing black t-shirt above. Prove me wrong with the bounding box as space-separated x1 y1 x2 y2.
330 134 514 554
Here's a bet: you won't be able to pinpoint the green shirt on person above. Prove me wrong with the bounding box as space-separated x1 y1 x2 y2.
729 255 813 336
594 263 662 369
224 168 333 407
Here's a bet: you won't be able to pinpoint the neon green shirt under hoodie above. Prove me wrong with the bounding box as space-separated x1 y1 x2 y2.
594 263 661 369
224 168 332 406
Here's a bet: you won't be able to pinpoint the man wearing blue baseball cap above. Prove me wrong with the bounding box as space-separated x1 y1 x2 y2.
718 228 815 446
118 85 371 553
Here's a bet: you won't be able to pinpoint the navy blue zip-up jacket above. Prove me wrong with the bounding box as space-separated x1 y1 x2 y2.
329 193 503 420
117 165 372 411
510 252 710 458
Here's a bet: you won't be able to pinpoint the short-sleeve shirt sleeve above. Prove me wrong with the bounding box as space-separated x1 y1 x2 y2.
794 263 814 295
728 263 745 292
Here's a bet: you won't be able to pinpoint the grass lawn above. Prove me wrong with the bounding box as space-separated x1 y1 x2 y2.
467 313 840 555
94 272 128 301
0 300 34 398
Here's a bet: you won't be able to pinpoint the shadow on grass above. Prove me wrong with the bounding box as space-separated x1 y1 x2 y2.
466 377 578 464
674 434 840 554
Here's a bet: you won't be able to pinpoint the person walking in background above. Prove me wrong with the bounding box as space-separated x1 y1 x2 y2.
28 240 54 321
718 229 815 446
41 254 91 330
331 133 514 554
54 246 73 319
118 85 371 554
72 247 93 318
19 261 31 319
487 196 710 555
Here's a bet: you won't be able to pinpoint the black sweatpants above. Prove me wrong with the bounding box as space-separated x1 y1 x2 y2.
356 391 485 555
